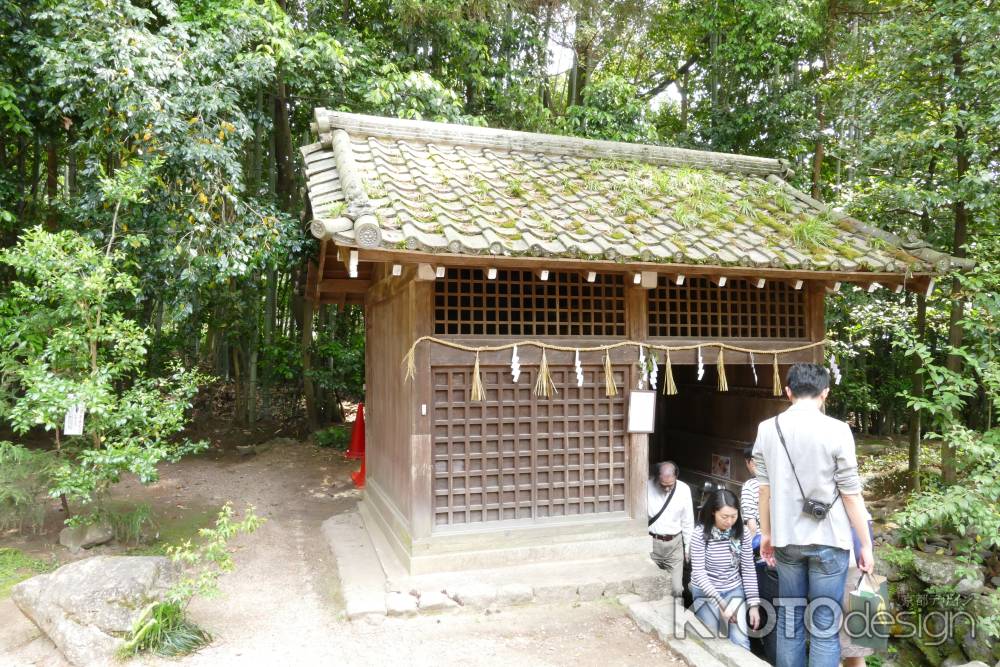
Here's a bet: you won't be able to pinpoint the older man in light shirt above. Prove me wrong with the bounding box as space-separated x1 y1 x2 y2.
647 461 694 597
754 363 873 667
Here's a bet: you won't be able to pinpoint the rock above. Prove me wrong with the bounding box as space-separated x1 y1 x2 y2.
533 581 579 603
445 583 497 609
417 591 458 612
577 581 605 601
991 577 1000 588
941 655 970 667
236 444 256 457
962 592 1000 664
497 583 533 606
632 575 668 600
951 662 989 667
259 437 298 450
385 592 418 616
875 553 908 582
912 551 987 594
59 522 113 553
11 555 178 667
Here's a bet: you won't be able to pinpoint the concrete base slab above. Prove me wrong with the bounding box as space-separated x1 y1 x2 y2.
321 513 387 620
624 595 770 667
325 505 670 620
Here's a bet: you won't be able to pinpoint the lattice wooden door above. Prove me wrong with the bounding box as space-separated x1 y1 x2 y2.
432 364 628 527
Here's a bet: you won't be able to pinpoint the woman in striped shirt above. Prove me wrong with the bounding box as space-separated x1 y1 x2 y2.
689 488 761 649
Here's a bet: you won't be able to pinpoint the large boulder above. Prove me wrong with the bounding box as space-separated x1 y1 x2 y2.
961 591 1000 664
11 555 178 666
59 522 113 553
912 551 987 595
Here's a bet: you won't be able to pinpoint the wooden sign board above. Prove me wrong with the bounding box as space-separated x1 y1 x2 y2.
627 390 656 434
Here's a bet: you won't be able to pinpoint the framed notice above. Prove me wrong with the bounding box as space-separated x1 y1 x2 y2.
627 390 656 434
712 454 732 479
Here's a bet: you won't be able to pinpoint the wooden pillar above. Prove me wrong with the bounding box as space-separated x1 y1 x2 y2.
625 284 649 526
807 281 826 363
410 280 435 539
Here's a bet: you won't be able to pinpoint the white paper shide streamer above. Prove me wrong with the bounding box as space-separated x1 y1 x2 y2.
511 345 521 383
650 351 659 391
696 346 705 381
830 355 842 385
574 349 584 388
750 352 758 385
637 345 648 389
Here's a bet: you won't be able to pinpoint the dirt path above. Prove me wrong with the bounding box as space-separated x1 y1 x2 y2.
1 441 681 666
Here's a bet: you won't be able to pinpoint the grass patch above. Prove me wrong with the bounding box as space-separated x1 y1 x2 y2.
117 600 211 658
0 548 55 598
125 507 218 557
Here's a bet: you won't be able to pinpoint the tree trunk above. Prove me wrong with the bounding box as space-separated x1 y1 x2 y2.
248 326 259 425
29 133 41 217
302 298 320 429
260 266 277 419
907 292 926 491
942 49 970 485
273 76 294 213
45 139 58 229
15 135 27 217
232 345 245 425
248 88 264 196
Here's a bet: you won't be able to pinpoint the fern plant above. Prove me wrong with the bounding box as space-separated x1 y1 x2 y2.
0 442 56 533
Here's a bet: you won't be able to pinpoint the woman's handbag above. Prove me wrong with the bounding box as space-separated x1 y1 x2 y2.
844 571 891 651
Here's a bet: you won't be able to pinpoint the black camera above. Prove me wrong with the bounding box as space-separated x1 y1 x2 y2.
802 498 833 520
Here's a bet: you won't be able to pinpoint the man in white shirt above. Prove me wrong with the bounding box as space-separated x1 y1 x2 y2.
754 363 873 667
647 461 694 597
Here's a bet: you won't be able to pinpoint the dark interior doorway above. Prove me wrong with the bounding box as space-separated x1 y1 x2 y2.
648 363 788 510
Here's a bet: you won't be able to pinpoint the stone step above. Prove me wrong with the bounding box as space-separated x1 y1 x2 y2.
326 506 671 619
625 596 727 667
623 595 770 667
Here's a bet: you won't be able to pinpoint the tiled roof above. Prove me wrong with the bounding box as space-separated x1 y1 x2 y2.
302 110 964 275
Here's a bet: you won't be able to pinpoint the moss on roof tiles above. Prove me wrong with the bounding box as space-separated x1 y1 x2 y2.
305 125 941 272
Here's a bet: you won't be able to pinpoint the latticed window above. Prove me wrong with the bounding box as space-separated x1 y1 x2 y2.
431 364 628 527
434 269 626 337
648 276 808 339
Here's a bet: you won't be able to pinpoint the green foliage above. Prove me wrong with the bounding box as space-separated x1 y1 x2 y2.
561 77 656 143
309 307 365 404
362 65 475 123
117 600 211 658
0 442 57 533
165 502 263 604
0 548 55 599
790 214 837 250
314 425 351 450
119 502 262 658
0 228 207 507
69 503 157 545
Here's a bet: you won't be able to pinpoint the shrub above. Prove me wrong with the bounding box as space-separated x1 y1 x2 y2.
0 442 57 533
118 502 262 658
314 425 351 450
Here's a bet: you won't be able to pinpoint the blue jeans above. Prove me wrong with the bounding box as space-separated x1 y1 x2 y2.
690 583 750 650
775 544 849 667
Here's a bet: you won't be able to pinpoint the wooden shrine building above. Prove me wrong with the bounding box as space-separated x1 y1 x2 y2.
300 110 965 574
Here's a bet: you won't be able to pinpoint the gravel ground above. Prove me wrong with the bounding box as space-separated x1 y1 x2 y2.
0 440 681 666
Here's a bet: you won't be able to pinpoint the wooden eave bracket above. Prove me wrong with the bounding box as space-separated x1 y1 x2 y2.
336 246 359 278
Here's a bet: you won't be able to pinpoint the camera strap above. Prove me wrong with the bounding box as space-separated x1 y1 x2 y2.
774 416 841 507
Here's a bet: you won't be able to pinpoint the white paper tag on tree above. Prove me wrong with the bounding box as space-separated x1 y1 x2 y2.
63 404 86 436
